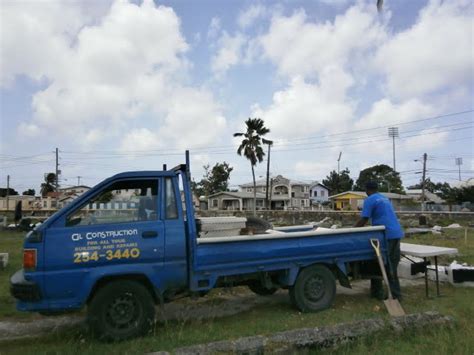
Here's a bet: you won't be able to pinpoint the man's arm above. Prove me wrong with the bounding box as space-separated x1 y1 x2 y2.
354 217 369 227
355 196 372 227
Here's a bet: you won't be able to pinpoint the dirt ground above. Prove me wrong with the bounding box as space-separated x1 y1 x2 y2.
0 279 425 342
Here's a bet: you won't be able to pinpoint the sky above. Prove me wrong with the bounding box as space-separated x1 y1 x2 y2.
0 0 473 194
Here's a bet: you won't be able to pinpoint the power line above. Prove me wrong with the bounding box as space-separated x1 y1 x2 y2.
58 108 473 155
55 123 473 159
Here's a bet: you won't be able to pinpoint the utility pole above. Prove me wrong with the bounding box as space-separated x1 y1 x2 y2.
55 148 60 208
455 158 463 181
421 153 427 212
264 139 273 210
55 148 59 191
388 127 399 172
6 175 10 211
269 178 274 209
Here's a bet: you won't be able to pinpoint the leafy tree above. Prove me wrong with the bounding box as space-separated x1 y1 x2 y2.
354 164 404 193
193 162 233 197
96 191 114 203
40 172 56 197
0 188 18 197
190 180 203 198
455 186 474 204
234 118 270 216
408 179 458 203
408 178 439 193
322 169 354 195
22 189 36 196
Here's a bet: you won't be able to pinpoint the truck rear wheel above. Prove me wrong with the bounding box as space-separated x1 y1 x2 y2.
289 264 336 312
87 280 155 341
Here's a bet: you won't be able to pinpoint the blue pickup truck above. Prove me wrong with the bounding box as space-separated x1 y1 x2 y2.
11 152 387 340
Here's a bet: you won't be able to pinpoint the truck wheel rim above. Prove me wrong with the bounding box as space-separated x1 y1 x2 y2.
304 276 325 302
106 293 140 329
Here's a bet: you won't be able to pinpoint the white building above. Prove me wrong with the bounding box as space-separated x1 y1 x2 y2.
309 182 329 206
239 175 311 210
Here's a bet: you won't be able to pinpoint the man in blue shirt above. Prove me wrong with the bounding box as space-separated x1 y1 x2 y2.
355 181 404 300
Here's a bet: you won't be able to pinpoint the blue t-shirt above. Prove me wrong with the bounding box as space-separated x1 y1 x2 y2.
361 193 404 239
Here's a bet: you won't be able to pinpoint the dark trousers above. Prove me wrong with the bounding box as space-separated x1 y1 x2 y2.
371 238 402 300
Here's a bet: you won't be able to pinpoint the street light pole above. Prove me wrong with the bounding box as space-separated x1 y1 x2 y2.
388 127 399 172
337 152 342 175
337 152 342 194
455 158 463 181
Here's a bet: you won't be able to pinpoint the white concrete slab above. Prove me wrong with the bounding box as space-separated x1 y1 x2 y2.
400 243 458 257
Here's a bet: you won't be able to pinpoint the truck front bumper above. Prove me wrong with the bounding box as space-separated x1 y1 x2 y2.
10 269 42 302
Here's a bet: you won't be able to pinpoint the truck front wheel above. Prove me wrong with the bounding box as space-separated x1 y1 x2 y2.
87 280 155 341
289 264 336 312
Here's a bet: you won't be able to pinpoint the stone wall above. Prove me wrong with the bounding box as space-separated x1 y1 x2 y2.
198 210 474 227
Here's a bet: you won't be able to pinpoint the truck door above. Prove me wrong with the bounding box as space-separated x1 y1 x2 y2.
42 178 164 305
161 176 188 291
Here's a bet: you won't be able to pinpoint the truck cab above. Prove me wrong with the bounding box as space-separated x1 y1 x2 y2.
12 164 194 339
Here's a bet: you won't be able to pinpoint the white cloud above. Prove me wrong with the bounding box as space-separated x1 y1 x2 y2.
120 128 161 152
83 128 107 147
238 4 267 29
318 0 350 6
119 88 226 152
17 123 41 137
401 126 450 152
4 0 227 150
252 69 355 138
374 0 473 98
1 3 79 87
294 160 335 179
158 87 226 149
211 31 247 77
355 98 434 129
207 17 221 40
259 5 386 79
350 99 434 160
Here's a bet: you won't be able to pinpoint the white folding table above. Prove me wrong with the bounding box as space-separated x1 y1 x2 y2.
400 243 458 297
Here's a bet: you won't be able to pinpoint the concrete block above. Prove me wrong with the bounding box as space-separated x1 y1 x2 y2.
173 312 454 354
0 253 8 269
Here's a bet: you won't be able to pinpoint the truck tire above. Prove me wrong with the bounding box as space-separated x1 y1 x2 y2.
245 217 273 234
248 282 278 296
289 264 336 313
87 280 155 341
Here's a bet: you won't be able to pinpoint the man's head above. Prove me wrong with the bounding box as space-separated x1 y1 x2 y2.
365 181 378 196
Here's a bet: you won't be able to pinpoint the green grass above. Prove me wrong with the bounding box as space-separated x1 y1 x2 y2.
0 230 34 319
0 229 473 354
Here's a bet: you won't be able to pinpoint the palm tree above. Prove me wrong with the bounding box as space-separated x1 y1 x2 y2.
234 118 270 216
40 172 56 197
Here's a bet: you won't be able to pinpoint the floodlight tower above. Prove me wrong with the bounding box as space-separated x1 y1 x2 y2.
388 127 399 172
337 152 342 174
455 157 463 181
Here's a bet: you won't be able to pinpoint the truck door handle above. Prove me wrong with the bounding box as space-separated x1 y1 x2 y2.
142 231 158 238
